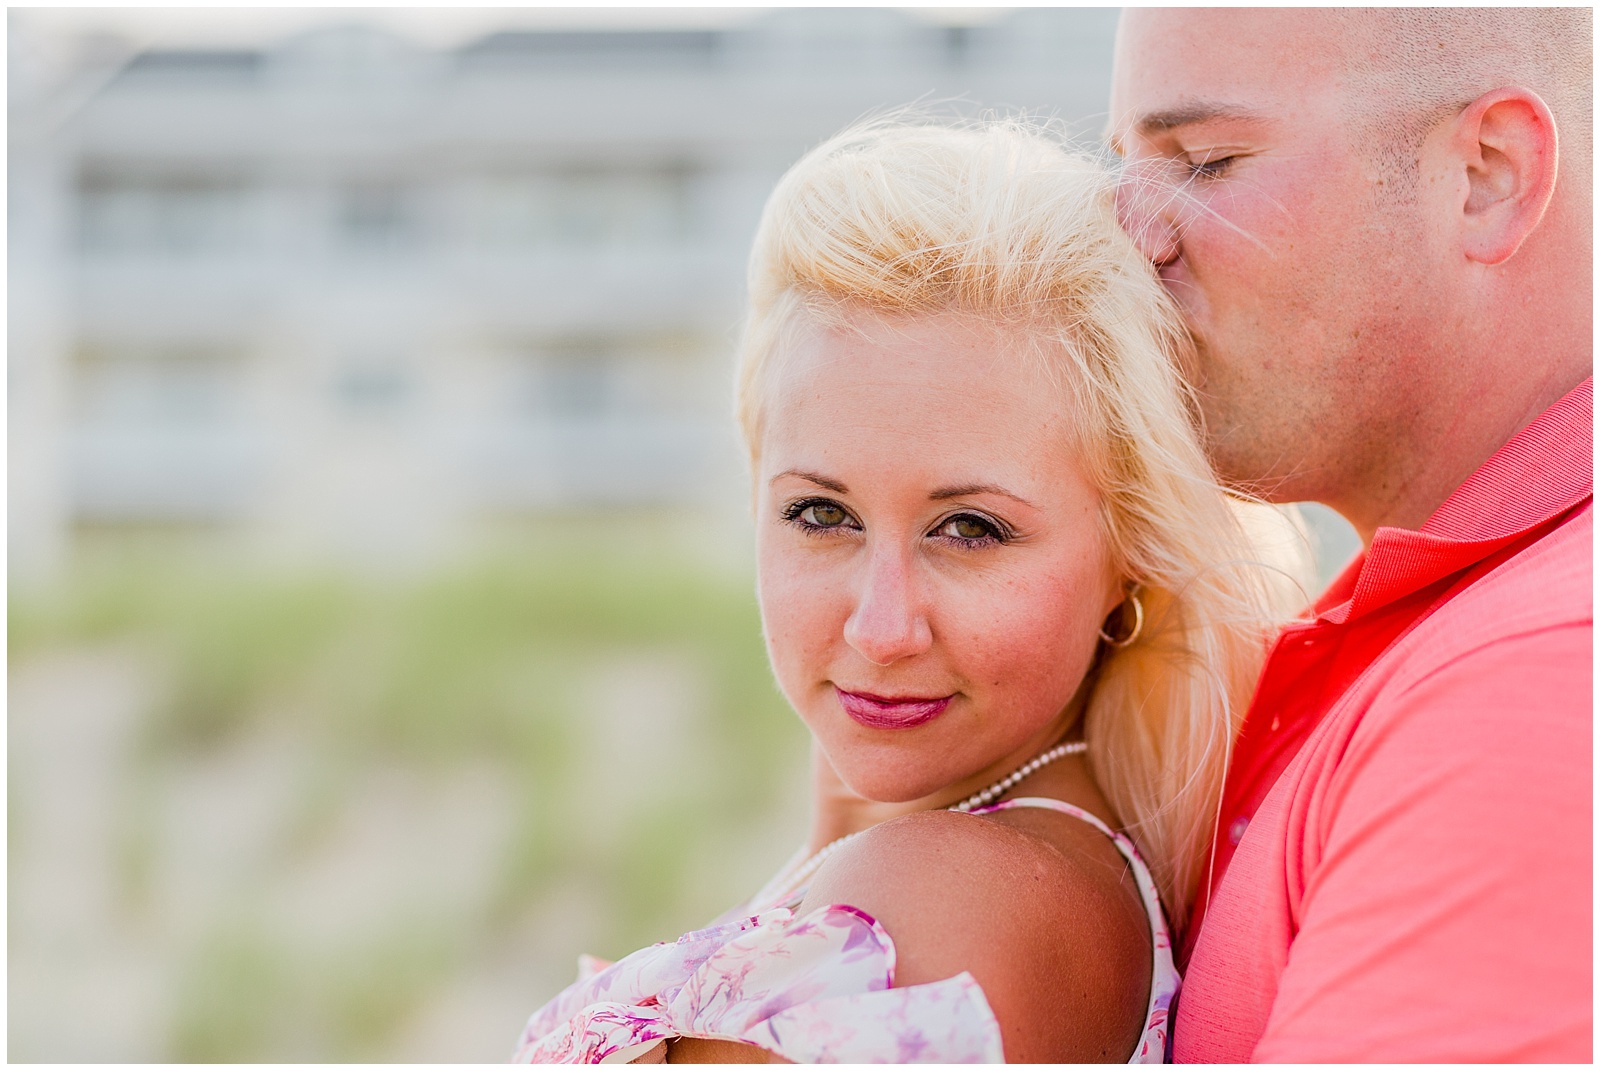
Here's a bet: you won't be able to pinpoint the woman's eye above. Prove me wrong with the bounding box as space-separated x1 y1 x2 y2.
802 503 849 527
935 514 1002 543
782 498 858 534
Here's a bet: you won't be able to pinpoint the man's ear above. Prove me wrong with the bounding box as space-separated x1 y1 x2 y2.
1450 87 1559 266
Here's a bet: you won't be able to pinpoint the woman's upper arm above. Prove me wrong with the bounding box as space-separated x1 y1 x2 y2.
797 810 1151 1063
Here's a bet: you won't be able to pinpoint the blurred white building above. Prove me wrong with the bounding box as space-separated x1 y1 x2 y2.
9 8 1121 579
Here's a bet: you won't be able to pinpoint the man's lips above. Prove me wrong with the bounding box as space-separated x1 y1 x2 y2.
834 687 953 730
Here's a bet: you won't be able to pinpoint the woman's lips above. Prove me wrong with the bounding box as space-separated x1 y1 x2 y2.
834 687 953 730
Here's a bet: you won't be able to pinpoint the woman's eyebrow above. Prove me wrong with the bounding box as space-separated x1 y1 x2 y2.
771 469 849 494
930 483 1036 508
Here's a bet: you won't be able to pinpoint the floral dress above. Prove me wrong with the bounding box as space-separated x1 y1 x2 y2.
512 798 1180 1063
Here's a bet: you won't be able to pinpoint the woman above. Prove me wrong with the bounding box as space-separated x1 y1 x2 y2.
513 115 1307 1063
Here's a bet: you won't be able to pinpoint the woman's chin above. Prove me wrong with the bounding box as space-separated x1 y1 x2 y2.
813 723 998 806
836 762 964 806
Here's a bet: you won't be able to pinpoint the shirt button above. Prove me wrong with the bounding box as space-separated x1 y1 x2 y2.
1228 816 1250 845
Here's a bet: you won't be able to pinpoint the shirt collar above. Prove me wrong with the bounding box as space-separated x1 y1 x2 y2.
1317 377 1593 626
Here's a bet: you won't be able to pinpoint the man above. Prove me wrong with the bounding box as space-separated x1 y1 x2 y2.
1110 8 1590 1062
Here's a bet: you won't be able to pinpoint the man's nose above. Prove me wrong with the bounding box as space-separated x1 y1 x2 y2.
843 546 933 667
1114 157 1181 268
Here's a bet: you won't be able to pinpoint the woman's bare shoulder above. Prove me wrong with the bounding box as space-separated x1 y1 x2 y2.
797 808 1152 1063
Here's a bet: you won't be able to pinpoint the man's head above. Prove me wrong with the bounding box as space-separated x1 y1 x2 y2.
1109 9 1592 538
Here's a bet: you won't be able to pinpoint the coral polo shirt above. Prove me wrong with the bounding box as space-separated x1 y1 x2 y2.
1174 379 1593 1062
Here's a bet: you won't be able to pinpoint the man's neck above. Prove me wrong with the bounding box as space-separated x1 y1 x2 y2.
1338 365 1590 546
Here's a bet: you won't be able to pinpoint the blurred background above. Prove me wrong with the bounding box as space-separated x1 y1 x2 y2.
8 7 1361 1061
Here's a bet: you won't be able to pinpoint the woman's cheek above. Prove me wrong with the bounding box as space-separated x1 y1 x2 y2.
758 556 843 712
958 569 1102 701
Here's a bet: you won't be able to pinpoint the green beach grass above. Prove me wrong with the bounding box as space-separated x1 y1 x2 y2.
9 517 810 1060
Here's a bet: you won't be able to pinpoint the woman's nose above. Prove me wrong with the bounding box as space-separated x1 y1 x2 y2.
1114 157 1181 268
843 548 933 667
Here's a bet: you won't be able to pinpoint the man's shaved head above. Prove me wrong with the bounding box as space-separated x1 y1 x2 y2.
1341 8 1593 202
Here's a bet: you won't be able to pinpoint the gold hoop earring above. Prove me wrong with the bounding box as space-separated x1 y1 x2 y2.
1098 589 1145 649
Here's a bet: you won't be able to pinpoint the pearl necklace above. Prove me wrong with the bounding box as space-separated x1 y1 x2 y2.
748 739 1087 909
947 739 1087 813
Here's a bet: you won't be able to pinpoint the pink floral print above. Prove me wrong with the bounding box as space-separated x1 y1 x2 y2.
513 797 1178 1063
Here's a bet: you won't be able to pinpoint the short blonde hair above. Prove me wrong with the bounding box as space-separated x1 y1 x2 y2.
736 114 1309 929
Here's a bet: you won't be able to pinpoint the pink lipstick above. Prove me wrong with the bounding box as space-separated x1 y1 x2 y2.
835 687 953 730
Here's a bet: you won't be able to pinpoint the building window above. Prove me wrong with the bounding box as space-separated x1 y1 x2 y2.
457 30 721 72
115 49 264 85
77 170 254 255
470 166 693 249
478 336 714 507
333 353 411 414
68 344 261 520
515 344 620 422
336 182 419 251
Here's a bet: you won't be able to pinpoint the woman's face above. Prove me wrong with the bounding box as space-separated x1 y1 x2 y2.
755 309 1124 805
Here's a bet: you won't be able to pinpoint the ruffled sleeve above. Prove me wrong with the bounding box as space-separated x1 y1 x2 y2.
512 903 1004 1063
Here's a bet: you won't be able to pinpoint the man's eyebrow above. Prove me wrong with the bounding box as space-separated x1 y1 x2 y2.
1134 101 1272 135
771 469 848 494
929 483 1036 508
